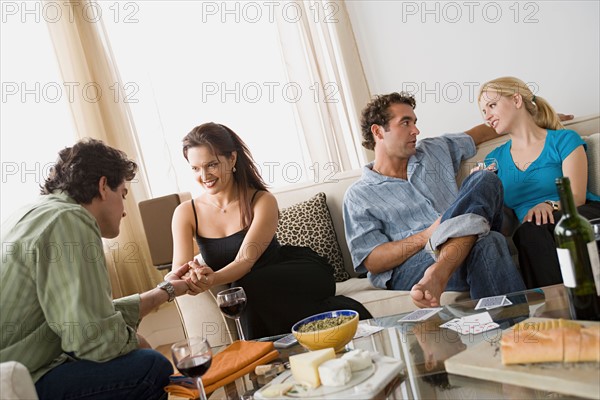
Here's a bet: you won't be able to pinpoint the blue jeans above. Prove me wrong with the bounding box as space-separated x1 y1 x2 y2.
35 349 172 400
389 171 526 298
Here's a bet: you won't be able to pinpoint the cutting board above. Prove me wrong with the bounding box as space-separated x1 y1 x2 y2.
444 317 600 399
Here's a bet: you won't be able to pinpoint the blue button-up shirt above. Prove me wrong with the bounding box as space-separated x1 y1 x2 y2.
343 133 476 288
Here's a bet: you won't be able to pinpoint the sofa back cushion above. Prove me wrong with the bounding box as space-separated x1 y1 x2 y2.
273 170 362 278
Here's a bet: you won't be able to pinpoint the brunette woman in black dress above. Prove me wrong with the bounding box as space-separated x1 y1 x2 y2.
171 122 370 339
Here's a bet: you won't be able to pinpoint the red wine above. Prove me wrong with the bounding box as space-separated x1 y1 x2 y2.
219 298 247 318
177 355 212 377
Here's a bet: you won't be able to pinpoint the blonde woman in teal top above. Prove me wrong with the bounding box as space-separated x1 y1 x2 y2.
487 129 600 222
477 76 600 289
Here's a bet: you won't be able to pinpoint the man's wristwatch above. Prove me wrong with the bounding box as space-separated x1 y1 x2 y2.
157 280 176 302
544 200 560 211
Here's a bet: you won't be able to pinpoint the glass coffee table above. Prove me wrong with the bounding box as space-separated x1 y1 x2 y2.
208 284 595 399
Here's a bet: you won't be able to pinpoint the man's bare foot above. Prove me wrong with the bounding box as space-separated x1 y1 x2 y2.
410 264 450 308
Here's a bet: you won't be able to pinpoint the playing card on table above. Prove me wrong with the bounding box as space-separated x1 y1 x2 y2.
353 323 384 338
439 312 500 335
439 318 461 330
475 295 513 310
398 307 443 322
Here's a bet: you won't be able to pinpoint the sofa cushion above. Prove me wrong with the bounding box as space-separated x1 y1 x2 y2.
583 133 599 196
276 192 351 282
335 278 470 318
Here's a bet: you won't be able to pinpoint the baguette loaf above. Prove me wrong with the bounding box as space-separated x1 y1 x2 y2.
501 319 599 365
580 326 600 362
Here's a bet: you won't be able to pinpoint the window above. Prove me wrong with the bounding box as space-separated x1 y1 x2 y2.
1 12 76 219
100 1 313 198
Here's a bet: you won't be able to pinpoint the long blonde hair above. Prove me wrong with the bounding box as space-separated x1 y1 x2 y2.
478 77 564 130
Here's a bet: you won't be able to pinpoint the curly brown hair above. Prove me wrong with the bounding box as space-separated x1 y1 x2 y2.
41 138 137 203
360 92 416 150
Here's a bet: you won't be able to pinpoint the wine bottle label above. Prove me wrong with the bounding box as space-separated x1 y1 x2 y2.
556 248 576 288
587 241 600 296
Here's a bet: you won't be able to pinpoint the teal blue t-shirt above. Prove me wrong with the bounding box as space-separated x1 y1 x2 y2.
487 129 600 221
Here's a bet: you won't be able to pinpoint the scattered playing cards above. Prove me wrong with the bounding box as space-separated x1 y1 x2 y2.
353 323 384 338
398 307 443 322
475 295 512 311
439 311 500 335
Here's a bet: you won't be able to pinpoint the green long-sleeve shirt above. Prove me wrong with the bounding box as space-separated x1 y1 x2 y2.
1 193 141 382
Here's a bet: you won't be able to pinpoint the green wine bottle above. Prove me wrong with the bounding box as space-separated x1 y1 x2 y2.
554 177 600 321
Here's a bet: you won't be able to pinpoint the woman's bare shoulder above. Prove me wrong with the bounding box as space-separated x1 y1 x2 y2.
252 189 277 205
173 198 194 218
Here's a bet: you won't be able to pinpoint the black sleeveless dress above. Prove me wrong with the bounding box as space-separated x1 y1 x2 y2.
191 198 371 339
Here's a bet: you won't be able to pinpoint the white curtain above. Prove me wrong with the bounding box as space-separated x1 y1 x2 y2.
42 0 373 296
275 0 374 171
44 0 163 296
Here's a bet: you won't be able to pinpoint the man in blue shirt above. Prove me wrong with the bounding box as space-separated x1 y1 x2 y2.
343 92 526 308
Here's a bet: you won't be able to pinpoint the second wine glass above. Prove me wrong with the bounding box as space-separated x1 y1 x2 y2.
171 336 212 400
217 286 247 341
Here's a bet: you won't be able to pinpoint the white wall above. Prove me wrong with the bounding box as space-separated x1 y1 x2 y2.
346 0 600 138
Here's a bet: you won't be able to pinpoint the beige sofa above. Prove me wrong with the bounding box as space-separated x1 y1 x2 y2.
176 114 600 347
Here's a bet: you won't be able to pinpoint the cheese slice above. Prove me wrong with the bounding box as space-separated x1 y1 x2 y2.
289 348 335 388
318 359 352 386
260 383 293 398
341 349 372 371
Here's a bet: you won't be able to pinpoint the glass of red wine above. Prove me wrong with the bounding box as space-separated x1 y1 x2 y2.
217 286 247 341
171 336 212 400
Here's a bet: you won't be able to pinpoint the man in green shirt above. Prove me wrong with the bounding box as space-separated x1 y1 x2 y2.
1 138 197 399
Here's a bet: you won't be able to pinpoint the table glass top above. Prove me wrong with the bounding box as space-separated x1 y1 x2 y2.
209 284 595 400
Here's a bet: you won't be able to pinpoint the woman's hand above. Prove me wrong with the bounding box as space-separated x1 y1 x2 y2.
188 262 215 292
470 161 498 175
469 163 484 174
522 202 555 225
165 263 199 296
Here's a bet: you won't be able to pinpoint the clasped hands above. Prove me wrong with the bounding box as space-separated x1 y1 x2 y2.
164 260 215 296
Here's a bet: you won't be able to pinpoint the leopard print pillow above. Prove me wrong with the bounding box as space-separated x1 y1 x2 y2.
276 192 351 282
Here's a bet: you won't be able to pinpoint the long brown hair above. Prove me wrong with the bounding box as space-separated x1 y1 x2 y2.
182 122 268 229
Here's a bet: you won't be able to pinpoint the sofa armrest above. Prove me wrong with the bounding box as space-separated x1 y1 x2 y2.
0 361 38 400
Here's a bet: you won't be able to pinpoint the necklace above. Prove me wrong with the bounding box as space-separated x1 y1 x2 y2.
204 198 238 213
372 167 383 175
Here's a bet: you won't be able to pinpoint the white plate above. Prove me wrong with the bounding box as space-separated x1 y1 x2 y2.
279 362 374 398
254 353 405 399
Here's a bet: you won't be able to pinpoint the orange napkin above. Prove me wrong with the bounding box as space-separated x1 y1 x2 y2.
165 340 280 398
